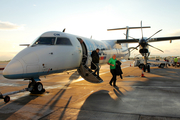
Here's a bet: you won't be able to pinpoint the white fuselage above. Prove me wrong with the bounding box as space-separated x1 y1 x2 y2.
3 31 129 80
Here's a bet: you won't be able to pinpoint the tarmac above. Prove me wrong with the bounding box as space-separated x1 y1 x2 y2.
1 61 180 120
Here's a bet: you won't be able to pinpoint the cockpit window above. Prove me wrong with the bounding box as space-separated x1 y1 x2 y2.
56 37 72 45
33 37 55 45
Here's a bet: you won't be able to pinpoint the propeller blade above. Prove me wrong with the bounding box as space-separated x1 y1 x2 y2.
129 45 140 52
134 44 140 50
141 21 143 39
147 29 162 41
130 48 136 53
148 44 164 52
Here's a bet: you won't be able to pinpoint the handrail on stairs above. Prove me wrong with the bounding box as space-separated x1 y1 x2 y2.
82 54 101 75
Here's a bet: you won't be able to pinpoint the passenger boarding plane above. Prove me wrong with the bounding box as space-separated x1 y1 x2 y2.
2 22 180 98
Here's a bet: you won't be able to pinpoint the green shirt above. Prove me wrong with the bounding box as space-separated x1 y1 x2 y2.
174 58 178 62
108 58 117 69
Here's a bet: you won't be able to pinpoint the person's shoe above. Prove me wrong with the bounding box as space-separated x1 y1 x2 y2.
113 85 118 87
92 72 96 76
99 79 103 83
97 76 101 79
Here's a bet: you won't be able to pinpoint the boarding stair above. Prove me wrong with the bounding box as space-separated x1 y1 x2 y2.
77 55 103 83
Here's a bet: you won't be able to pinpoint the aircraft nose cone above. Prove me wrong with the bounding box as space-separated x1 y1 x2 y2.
3 60 24 79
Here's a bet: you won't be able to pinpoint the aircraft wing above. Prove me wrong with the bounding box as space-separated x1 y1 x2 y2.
116 39 139 43
148 36 180 42
116 36 180 43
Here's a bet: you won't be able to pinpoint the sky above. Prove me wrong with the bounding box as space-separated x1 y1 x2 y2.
1 0 180 61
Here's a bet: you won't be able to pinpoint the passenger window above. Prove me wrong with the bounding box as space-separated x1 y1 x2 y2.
56 37 72 45
34 37 55 45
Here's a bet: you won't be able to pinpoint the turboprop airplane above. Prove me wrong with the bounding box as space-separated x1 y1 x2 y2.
107 21 180 72
2 30 129 96
2 22 180 99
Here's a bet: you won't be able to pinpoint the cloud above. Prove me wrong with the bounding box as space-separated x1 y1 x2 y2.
0 21 25 30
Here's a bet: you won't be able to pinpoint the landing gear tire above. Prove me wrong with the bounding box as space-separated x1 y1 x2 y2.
28 82 36 93
4 95 10 103
143 65 146 72
28 81 45 94
34 82 43 93
28 82 34 91
147 65 150 73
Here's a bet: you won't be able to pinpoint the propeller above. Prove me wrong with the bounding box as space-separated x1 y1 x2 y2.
131 21 163 53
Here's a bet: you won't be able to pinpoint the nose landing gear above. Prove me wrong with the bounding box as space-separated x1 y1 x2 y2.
28 80 45 94
0 79 45 103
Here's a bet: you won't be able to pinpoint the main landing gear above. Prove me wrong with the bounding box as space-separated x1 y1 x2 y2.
0 79 45 103
143 64 150 73
139 64 150 73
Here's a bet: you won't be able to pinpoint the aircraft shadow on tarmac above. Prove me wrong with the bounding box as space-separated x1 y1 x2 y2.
76 68 180 119
76 89 126 120
0 94 38 120
1 68 180 119
36 80 73 120
69 71 80 80
34 71 80 119
0 71 77 119
32 73 75 119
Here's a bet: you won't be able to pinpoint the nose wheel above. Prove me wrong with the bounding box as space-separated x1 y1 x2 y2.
28 81 45 94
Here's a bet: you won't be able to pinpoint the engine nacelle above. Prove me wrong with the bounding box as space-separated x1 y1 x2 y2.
139 49 148 53
139 49 150 56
